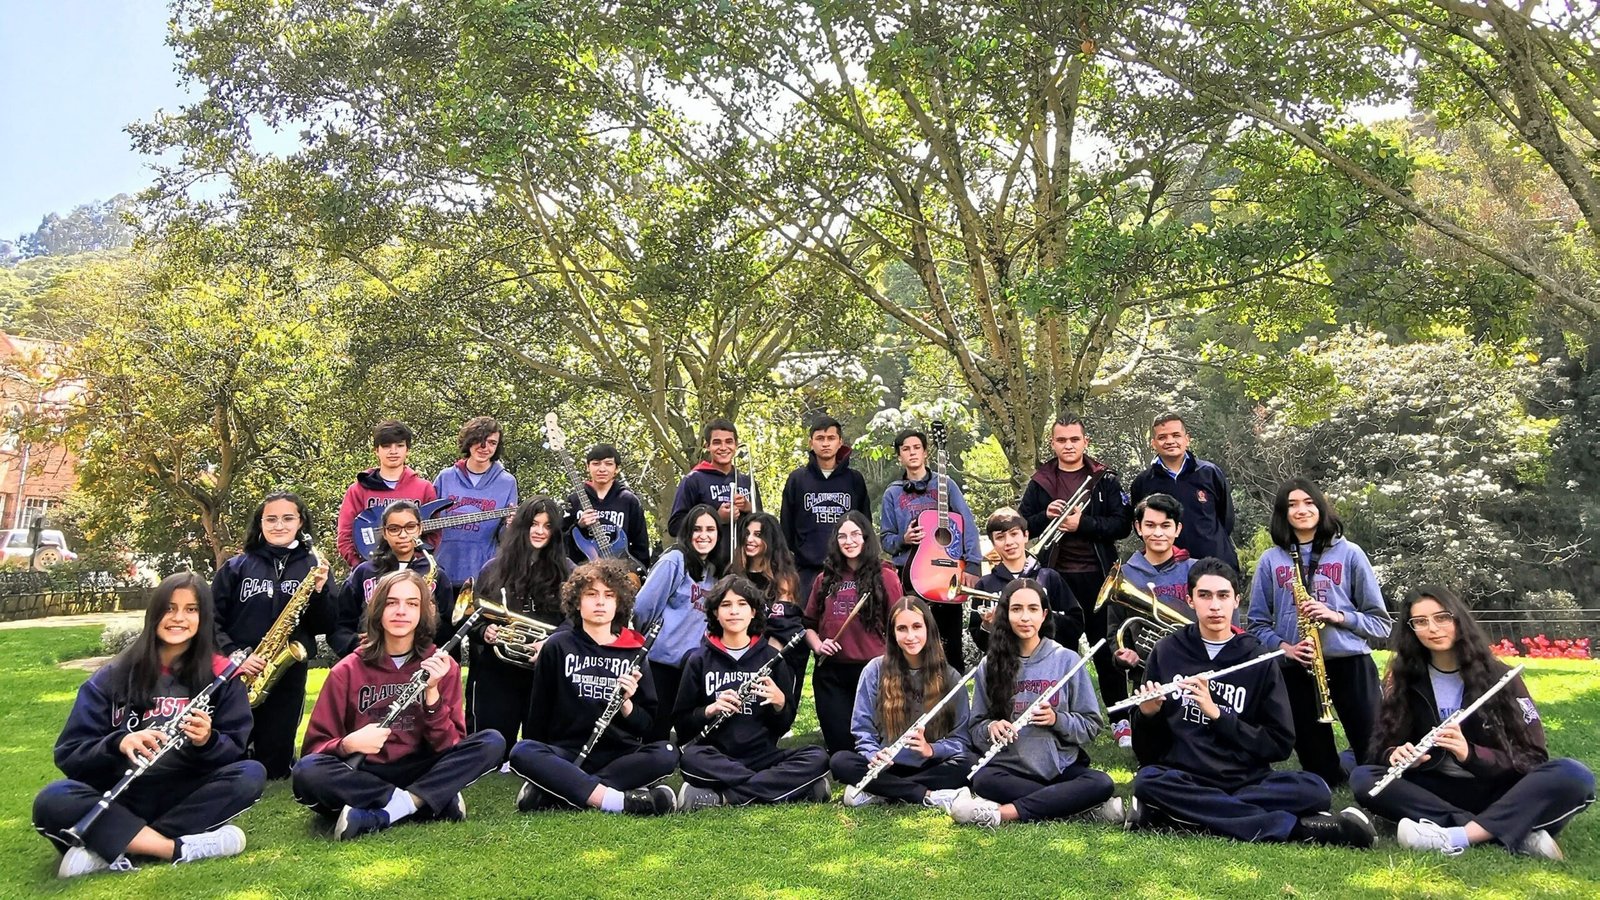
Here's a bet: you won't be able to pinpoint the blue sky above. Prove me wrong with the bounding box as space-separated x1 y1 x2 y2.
0 0 190 239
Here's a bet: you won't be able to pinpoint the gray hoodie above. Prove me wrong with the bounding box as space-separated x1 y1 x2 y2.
969 638 1103 780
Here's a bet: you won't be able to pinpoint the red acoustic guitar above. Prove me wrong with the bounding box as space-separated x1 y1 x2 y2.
907 420 966 603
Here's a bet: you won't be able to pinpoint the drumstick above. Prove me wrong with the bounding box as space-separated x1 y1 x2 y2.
828 595 869 642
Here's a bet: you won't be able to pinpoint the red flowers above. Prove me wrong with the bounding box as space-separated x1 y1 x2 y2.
1492 635 1591 659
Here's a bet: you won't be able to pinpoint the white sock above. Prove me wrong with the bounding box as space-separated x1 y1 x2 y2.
1445 826 1470 850
598 788 626 813
383 789 418 822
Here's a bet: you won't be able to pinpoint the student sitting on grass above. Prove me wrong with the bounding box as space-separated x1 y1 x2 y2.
833 597 972 811
292 571 503 840
508 561 679 816
1352 586 1595 859
34 574 265 878
673 575 830 810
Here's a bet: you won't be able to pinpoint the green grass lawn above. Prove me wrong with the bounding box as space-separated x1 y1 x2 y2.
2 627 1597 899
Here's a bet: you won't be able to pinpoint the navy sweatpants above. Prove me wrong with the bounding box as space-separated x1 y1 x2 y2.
1280 654 1382 786
971 759 1115 822
813 660 867 754
1132 766 1331 841
646 661 683 744
829 750 974 804
34 760 266 863
508 739 679 809
1351 758 1595 849
467 650 534 758
249 661 308 779
681 744 829 804
291 730 504 817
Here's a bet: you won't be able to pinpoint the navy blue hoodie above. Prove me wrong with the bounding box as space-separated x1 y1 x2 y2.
667 461 760 537
563 481 651 569
1128 453 1239 569
211 543 329 656
522 625 657 755
780 447 872 571
672 634 792 759
1131 626 1296 789
54 654 253 789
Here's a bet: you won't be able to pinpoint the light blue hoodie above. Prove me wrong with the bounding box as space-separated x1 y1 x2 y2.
1246 537 1392 658
632 548 719 667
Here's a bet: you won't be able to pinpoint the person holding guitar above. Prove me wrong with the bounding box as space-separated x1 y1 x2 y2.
431 416 519 587
780 414 871 604
880 424 981 667
554 435 649 573
336 420 440 568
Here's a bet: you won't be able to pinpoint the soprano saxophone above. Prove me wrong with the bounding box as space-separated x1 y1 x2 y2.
243 540 328 707
1290 558 1336 724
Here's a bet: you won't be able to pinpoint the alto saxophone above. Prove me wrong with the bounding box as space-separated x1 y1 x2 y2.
1290 558 1335 724
243 542 328 707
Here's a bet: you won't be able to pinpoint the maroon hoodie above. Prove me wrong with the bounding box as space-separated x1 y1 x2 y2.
301 645 464 765
803 561 903 664
336 466 439 566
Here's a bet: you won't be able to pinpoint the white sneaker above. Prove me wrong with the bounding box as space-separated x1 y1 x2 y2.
175 824 247 864
1095 797 1125 825
1397 818 1465 856
1518 829 1564 861
948 788 1002 827
842 786 885 807
58 847 135 878
922 788 961 813
1112 719 1133 750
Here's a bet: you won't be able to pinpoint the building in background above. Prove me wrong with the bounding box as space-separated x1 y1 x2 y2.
0 332 79 531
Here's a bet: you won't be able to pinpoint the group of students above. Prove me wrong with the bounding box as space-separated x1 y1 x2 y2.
31 412 1597 878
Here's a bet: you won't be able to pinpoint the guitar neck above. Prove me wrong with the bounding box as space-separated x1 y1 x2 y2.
936 449 950 526
556 447 614 555
423 506 511 531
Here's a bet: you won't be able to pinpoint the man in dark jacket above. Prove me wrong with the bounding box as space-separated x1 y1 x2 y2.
780 415 871 600
1128 414 1239 570
1017 415 1133 705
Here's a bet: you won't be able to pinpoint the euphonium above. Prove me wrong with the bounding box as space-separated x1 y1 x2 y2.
243 540 327 707
1290 559 1336 724
1093 565 1193 659
478 588 561 669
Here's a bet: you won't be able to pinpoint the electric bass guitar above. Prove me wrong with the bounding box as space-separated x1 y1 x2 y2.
351 498 514 560
907 420 967 603
543 413 642 578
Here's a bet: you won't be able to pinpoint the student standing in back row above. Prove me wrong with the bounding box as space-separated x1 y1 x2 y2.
1127 414 1239 570
667 418 759 540
781 415 871 603
337 420 439 567
563 443 650 572
432 416 519 587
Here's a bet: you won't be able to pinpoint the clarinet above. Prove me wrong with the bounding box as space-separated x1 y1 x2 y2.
687 631 808 746
64 650 248 846
1369 664 1526 796
848 661 983 797
969 640 1104 779
1106 648 1288 715
574 620 663 766
346 608 484 770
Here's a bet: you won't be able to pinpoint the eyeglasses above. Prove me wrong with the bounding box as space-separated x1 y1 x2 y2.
384 523 422 536
1407 612 1456 631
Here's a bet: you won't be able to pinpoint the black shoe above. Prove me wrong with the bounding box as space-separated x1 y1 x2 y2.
622 785 676 816
516 781 556 813
1336 806 1377 848
1295 810 1375 848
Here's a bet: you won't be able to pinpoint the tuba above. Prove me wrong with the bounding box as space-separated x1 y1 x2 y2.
474 587 561 669
1094 564 1194 659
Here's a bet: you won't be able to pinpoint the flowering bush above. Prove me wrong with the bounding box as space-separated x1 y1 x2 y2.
1491 635 1592 659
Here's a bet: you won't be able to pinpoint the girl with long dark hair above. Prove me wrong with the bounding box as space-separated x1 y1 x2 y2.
293 571 504 840
1351 587 1594 858
212 491 330 779
333 501 457 657
673 575 830 810
468 496 573 758
949 578 1115 828
633 503 723 742
1245 477 1392 786
803 511 902 754
34 574 265 877
741 512 807 724
831 597 973 810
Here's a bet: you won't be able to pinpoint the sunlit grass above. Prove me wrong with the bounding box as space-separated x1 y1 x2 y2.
0 627 1595 898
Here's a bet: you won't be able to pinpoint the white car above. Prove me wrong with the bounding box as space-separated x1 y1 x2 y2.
1 528 79 569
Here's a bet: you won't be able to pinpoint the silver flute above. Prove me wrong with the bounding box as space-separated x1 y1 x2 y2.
969 639 1105 779
1369 664 1526 796
1106 648 1287 716
850 661 983 796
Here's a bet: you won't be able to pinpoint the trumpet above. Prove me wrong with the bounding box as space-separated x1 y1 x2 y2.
474 586 561 669
1026 474 1099 561
953 581 1001 614
1094 566 1194 659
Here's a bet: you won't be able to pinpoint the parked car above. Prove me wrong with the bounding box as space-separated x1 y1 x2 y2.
0 528 79 569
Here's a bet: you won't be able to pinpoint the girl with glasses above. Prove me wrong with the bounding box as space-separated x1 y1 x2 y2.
1351 586 1594 858
333 502 457 657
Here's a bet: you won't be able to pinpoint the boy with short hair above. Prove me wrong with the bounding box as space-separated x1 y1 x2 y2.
780 415 871 601
564 443 651 571
336 420 439 567
1126 559 1374 848
966 508 1082 655
1106 492 1195 747
667 418 759 541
